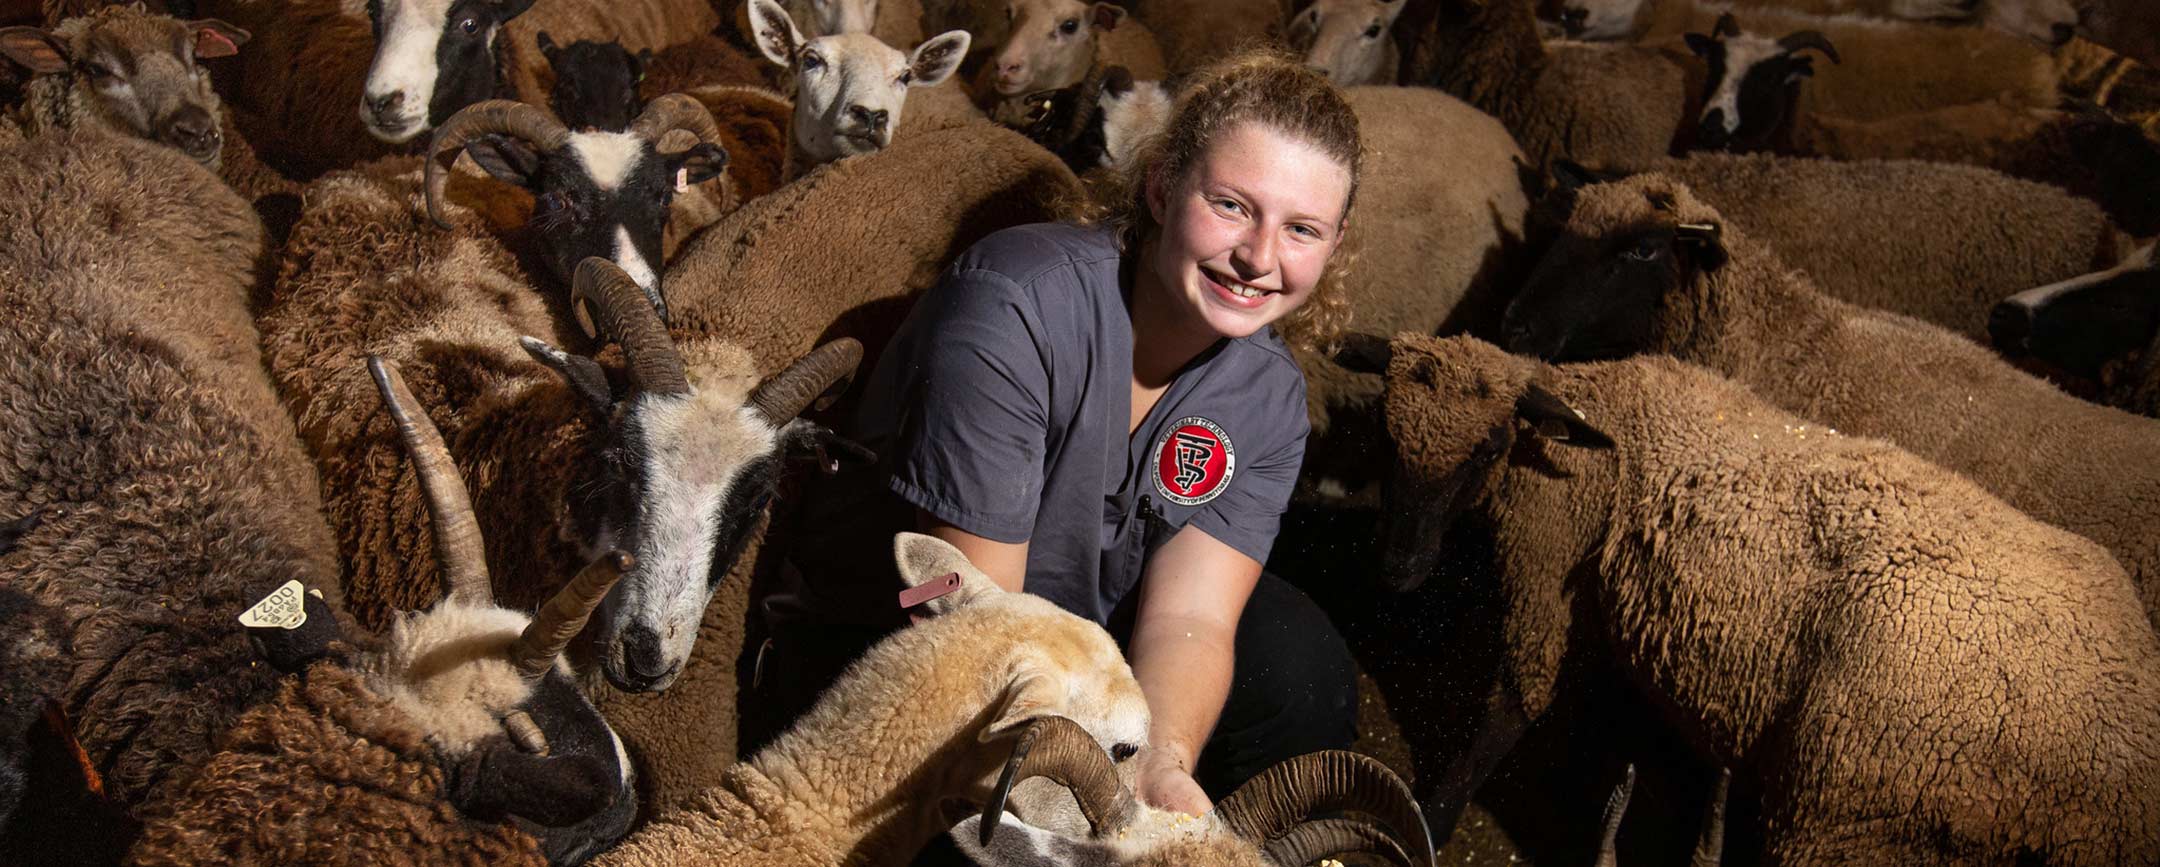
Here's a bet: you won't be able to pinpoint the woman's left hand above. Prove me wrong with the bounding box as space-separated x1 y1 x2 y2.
1135 749 1213 817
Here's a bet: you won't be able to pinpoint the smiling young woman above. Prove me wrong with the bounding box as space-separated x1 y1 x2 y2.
758 52 1365 825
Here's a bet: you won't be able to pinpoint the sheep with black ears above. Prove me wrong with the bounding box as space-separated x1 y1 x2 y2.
1992 243 2160 418
0 129 641 865
1503 173 2160 628
1345 332 2160 865
976 0 1167 126
745 0 973 178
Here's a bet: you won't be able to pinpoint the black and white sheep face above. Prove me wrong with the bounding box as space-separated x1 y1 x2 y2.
1991 244 2159 381
1684 21 1835 153
1504 183 1728 363
465 130 724 310
0 11 248 166
1549 0 1641 39
987 0 1122 98
751 0 970 164
1288 0 1404 87
1015 67 1164 173
538 33 650 133
361 0 534 143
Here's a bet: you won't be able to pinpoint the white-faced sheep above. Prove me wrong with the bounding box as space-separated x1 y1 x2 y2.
1502 173 2160 628
1403 0 1691 169
1992 243 2160 418
745 0 972 177
0 130 640 866
1343 332 2160 865
1133 0 1285 75
1289 0 1408 86
976 0 1167 124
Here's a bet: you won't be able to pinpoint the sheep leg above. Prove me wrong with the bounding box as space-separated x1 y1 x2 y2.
1415 681 1531 843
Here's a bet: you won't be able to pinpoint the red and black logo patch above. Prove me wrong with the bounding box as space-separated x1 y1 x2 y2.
1153 416 1235 506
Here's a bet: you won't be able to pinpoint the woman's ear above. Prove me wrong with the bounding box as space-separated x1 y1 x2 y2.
1144 164 1167 223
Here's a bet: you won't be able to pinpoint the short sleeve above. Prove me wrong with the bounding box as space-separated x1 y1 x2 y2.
1186 381 1309 564
883 268 1053 543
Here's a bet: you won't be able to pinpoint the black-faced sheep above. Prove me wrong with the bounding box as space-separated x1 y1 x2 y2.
0 131 640 865
1349 333 2160 865
1502 173 2160 628
1403 0 1690 169
746 0 973 178
538 32 651 134
1010 64 1171 176
1992 243 2160 418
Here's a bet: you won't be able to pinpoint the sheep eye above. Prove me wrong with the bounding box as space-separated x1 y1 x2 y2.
898 69 913 85
1111 743 1138 762
1623 240 1663 262
800 51 824 71
1058 17 1079 34
83 61 116 80
458 16 479 35
1364 22 1384 38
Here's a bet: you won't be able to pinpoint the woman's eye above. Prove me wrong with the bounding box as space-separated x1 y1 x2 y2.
1059 18 1079 34
1291 224 1321 239
1623 241 1663 262
1211 198 1243 215
459 16 479 35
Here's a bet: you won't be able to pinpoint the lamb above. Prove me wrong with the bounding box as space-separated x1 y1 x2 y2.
1991 243 2160 418
0 5 248 167
0 130 639 864
745 0 972 178
1402 0 1690 169
1289 0 1407 87
1501 173 2160 627
976 0 1167 125
1133 0 1284 75
1580 153 2122 339
1343 331 2160 864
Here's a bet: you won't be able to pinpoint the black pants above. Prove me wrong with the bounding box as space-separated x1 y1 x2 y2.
741 572 1359 799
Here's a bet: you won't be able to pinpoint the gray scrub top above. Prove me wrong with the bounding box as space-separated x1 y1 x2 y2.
791 221 1309 627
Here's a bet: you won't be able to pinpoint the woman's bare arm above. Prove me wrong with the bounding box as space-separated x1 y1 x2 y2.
1127 525 1261 815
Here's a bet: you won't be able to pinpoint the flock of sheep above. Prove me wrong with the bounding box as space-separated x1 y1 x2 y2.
0 0 2153 863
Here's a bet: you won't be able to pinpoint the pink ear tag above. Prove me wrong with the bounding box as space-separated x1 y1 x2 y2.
898 571 964 624
674 167 689 193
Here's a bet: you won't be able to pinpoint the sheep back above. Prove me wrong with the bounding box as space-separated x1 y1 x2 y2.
200 0 397 179
1135 0 1286 74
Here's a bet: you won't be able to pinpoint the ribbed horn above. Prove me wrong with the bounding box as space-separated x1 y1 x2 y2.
367 356 493 604
977 716 1138 846
425 99 569 229
1691 769 1731 867
509 550 633 681
1594 764 1636 867
572 257 690 395
1776 29 1839 63
628 92 722 154
504 710 550 755
1214 751 1436 867
1262 818 1414 866
749 339 863 426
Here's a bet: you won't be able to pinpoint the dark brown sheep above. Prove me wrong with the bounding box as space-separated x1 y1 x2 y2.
1357 333 2160 865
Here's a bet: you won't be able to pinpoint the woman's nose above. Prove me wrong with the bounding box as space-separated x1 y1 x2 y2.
1232 228 1279 277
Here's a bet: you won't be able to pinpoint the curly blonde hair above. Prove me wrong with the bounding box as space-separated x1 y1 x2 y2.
1060 50 1363 355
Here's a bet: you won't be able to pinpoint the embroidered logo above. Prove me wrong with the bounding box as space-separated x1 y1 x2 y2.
1153 416 1235 506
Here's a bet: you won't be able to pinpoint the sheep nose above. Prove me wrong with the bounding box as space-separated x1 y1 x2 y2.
848 106 889 134
161 106 218 157
619 624 675 686
1560 7 1587 34
1987 300 2035 355
364 91 405 120
2051 22 2076 45
1503 319 1537 353
1696 111 1730 149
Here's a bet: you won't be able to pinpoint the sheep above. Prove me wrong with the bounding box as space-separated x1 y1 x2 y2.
778 0 927 44
355 0 720 144
1551 0 2079 47
976 0 1168 124
1501 173 2160 628
745 0 972 177
1991 243 2160 418
1289 0 1407 87
1133 0 1284 75
1008 64 1173 175
1581 152 2122 339
0 5 249 167
538 32 652 134
1343 331 2160 865
194 0 400 179
1402 0 1690 169
0 130 640 864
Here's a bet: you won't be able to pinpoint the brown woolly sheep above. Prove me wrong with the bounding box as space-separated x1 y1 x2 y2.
595 119 1082 808
1503 173 2160 627
1403 0 1690 169
1589 152 2121 339
1555 0 2079 48
1992 243 2160 418
0 131 642 864
1133 0 1286 74
1348 333 2160 865
194 0 399 179
0 5 249 168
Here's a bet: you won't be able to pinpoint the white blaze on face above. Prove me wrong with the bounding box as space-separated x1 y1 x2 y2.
1702 34 1784 135
570 129 645 191
1567 0 1645 40
362 0 455 141
795 33 911 161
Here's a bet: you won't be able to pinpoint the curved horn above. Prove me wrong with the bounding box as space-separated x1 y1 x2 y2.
425 100 570 229
1214 751 1436 867
1776 29 1839 63
750 338 863 426
510 550 633 680
1594 764 1636 867
1263 819 1414 867
977 716 1138 845
628 92 722 154
367 356 493 604
1690 768 1731 867
504 710 550 755
572 257 690 394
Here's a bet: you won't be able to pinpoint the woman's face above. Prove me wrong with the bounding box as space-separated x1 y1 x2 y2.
1145 121 1352 341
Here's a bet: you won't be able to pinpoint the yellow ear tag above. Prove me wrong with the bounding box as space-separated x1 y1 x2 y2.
239 580 308 630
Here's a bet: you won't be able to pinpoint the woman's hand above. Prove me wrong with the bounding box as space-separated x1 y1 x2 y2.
1135 748 1213 817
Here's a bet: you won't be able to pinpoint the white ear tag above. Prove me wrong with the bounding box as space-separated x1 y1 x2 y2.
239 580 309 630
674 167 690 193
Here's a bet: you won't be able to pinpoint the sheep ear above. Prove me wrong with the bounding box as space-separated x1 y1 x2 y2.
666 141 729 187
464 134 544 188
0 27 68 75
1515 384 1614 449
892 532 1003 616
1549 159 1603 193
242 583 345 673
1684 31 1717 57
1331 332 1395 375
979 663 1060 742
498 0 538 18
535 30 559 61
520 336 616 416
909 30 970 88
748 0 805 67
779 419 876 476
1089 2 1126 31
187 19 249 59
952 813 1118 867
